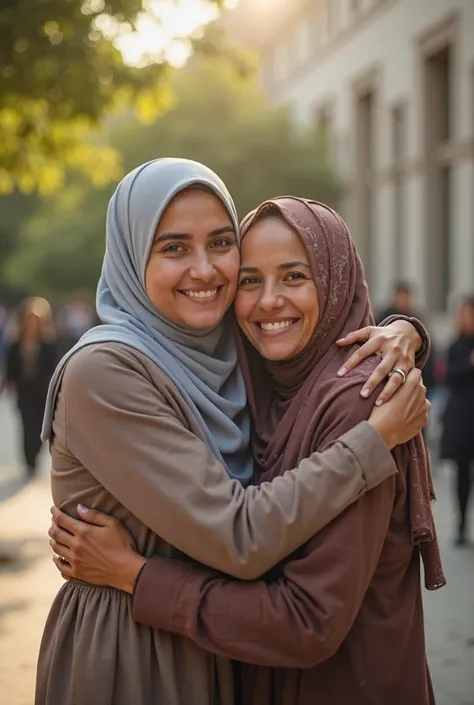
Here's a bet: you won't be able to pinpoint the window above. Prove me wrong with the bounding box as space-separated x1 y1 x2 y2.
355 86 376 286
295 19 311 65
391 104 407 280
272 41 290 84
424 43 453 309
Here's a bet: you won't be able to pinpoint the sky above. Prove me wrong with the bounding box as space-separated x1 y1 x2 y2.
105 0 237 67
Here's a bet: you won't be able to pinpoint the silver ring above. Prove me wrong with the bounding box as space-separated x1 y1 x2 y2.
389 367 407 384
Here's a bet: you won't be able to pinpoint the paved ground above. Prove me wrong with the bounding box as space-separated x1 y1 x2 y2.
0 395 473 705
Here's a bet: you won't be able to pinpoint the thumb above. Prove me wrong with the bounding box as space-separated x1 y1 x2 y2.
77 504 111 527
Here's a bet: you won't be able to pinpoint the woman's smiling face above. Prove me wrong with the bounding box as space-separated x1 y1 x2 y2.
145 188 240 330
235 215 320 360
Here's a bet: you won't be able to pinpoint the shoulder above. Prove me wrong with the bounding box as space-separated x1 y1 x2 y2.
315 350 380 413
307 354 381 448
62 343 171 408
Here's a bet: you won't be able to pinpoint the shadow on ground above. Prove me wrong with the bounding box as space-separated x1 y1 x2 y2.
0 598 30 632
0 536 49 577
0 474 29 505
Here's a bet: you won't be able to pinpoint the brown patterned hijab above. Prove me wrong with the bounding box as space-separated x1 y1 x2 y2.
237 197 445 590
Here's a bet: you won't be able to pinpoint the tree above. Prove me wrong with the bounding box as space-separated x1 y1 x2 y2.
5 58 341 298
0 0 222 194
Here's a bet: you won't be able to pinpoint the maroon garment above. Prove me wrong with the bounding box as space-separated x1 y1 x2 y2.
133 198 445 704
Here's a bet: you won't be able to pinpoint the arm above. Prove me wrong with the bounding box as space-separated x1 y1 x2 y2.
444 342 474 386
130 379 400 666
62 344 396 580
132 469 396 668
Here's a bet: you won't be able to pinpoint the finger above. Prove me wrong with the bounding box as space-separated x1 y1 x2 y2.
358 350 397 397
50 538 72 563
53 555 73 580
338 338 382 376
405 368 422 385
48 524 74 548
374 372 405 406
336 327 372 346
51 506 84 535
77 504 111 527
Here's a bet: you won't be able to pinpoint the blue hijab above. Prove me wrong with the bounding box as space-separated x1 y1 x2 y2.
42 158 253 484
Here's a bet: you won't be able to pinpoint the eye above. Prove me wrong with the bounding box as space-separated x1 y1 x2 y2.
284 271 308 282
162 243 186 254
211 236 235 249
238 276 261 287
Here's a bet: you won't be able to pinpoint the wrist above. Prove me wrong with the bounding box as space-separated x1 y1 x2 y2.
367 419 397 451
115 553 147 595
393 319 421 352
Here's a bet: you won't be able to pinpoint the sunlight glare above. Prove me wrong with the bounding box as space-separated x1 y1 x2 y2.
115 0 233 67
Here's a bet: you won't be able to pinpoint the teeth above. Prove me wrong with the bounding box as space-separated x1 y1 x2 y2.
184 289 218 299
260 320 294 331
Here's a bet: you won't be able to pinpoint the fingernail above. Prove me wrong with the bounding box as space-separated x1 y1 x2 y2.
336 338 345 345
337 366 347 377
360 388 370 398
78 504 89 514
375 398 384 406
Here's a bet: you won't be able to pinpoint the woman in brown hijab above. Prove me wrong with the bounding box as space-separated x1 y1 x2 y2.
50 198 442 704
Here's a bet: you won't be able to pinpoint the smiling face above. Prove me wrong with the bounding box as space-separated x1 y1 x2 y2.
235 214 320 360
145 188 240 329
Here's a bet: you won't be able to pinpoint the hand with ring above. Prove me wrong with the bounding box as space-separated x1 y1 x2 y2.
336 318 422 405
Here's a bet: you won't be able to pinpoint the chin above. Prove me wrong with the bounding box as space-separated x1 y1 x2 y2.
256 344 298 361
181 311 225 330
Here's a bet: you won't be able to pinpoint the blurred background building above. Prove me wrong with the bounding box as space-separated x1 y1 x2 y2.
225 0 474 333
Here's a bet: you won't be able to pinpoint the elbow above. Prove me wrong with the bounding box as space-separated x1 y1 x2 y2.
224 559 269 581
297 628 347 668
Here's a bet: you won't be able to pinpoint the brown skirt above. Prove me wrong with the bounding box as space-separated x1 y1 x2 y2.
35 580 235 705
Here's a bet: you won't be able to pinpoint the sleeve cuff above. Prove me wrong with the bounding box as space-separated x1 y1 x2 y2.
132 556 194 631
337 421 397 490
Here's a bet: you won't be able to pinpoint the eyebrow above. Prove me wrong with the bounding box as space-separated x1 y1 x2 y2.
240 261 311 274
154 225 236 244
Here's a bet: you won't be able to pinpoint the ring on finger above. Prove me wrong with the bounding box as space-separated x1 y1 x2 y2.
389 367 407 384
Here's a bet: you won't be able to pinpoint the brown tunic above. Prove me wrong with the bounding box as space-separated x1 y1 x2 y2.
35 343 396 705
132 388 435 705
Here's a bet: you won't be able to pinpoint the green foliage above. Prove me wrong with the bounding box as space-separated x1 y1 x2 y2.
0 0 222 193
4 58 341 298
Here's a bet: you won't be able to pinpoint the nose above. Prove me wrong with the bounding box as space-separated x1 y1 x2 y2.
258 282 284 313
189 252 215 283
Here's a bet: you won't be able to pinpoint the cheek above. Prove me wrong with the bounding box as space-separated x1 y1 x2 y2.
299 290 320 332
144 258 183 301
234 291 254 329
217 250 240 295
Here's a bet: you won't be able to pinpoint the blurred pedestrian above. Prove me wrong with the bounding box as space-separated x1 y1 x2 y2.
440 295 474 546
57 292 95 345
4 299 58 477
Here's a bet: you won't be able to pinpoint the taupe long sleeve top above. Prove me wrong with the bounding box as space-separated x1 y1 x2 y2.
35 343 396 705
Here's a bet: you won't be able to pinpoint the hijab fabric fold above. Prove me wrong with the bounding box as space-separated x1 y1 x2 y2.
238 196 445 589
42 158 253 484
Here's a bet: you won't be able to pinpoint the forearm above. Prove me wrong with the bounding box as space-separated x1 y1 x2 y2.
133 478 395 668
66 346 396 580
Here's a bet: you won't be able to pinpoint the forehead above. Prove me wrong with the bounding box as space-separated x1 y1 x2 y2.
241 216 308 263
157 188 232 231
